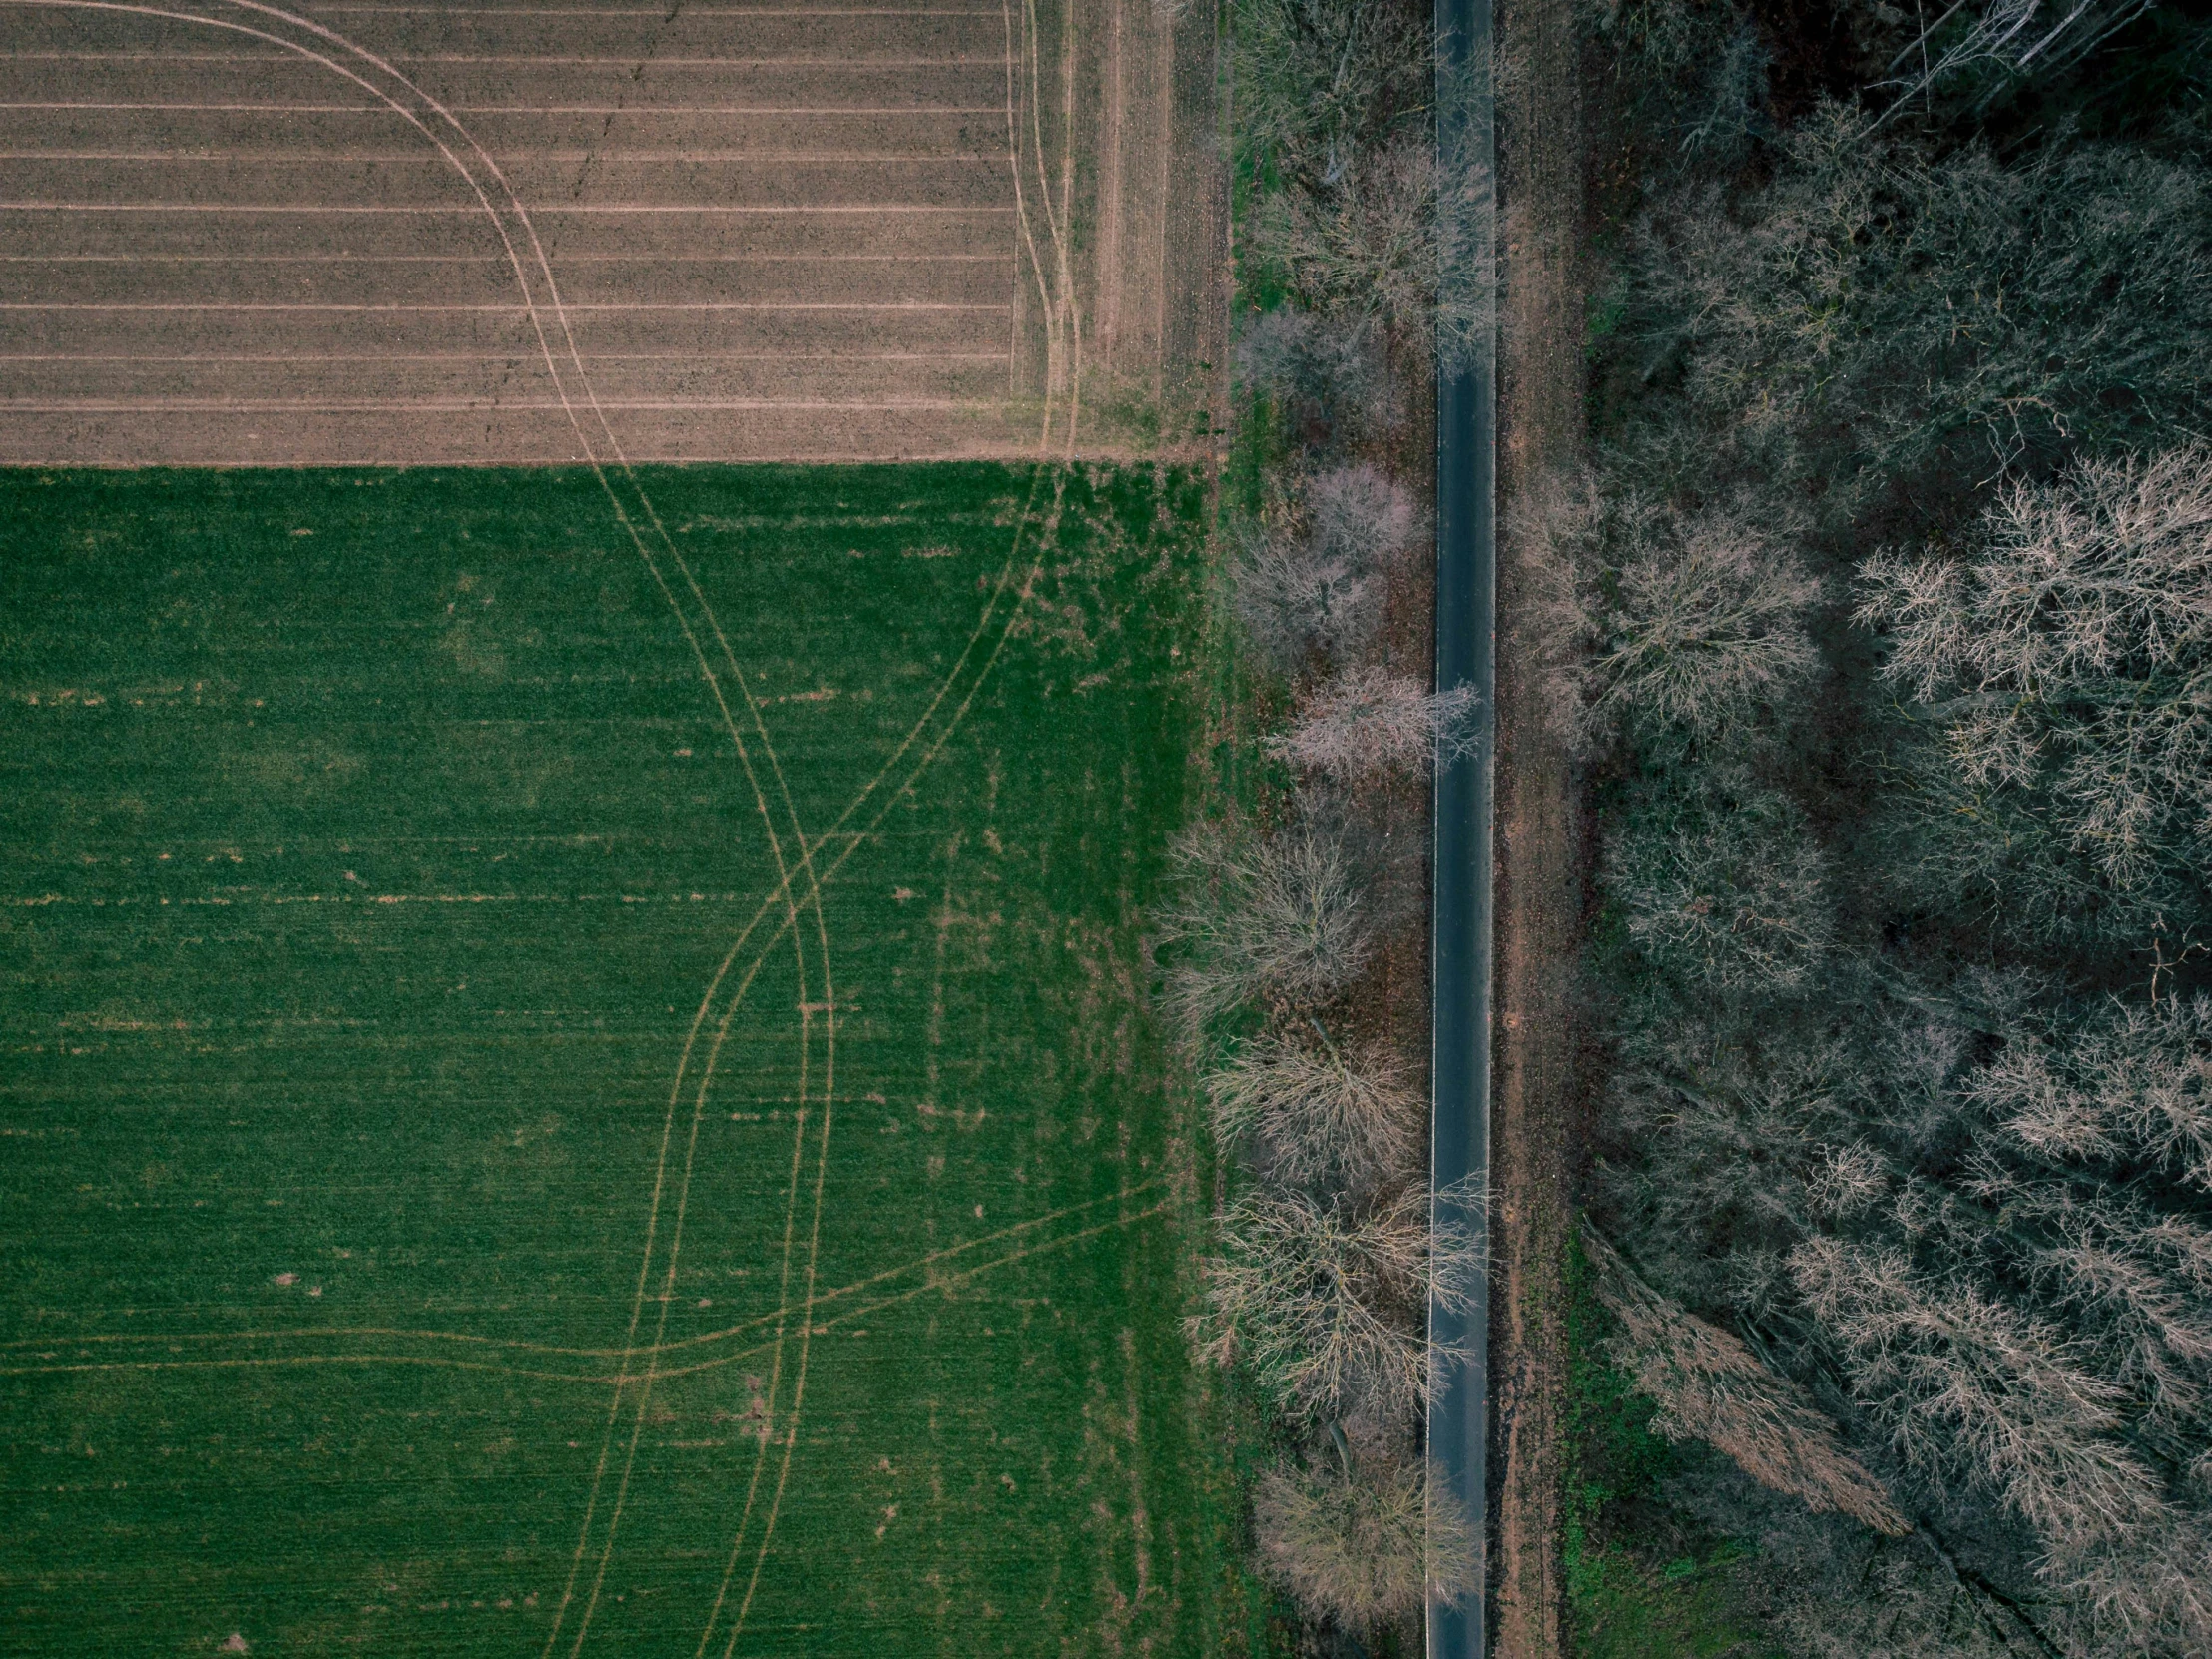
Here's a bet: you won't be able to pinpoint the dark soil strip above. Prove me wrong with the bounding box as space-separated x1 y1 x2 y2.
1491 0 1585 1646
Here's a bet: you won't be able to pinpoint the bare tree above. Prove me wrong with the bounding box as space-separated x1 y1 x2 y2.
1790 1235 2212 1653
1189 1185 1483 1425
1233 464 1424 671
1585 1227 1910 1532
1792 1240 2158 1537
1250 137 1492 371
1874 0 2158 123
1532 476 1823 752
1308 462 1423 572
1630 110 2212 519
1969 993 2212 1194
1857 446 2212 948
1234 308 1399 447
1232 0 1428 189
1253 1450 1481 1631
1584 0 1768 185
1157 822 1372 1035
1203 1029 1420 1193
1267 666 1480 783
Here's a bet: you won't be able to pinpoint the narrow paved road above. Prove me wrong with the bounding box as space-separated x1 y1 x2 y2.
1428 1 1496 1657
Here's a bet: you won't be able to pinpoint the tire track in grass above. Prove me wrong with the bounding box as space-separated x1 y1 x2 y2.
18 4 1087 1644
0 1180 1164 1365
701 7 1082 1648
175 15 832 1648
176 12 831 1650
14 6 828 1647
0 1192 1172 1386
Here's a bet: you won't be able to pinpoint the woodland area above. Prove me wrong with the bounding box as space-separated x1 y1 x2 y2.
1173 2 2212 1655
1561 2 2212 1654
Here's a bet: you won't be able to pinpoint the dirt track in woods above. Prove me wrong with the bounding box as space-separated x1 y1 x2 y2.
1490 0 1585 1647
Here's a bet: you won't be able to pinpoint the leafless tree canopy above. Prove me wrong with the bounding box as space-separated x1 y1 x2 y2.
1232 465 1424 672
1248 137 1493 373
1203 1031 1421 1195
1189 1186 1483 1425
1233 309 1399 447
1176 7 1464 1623
1267 666 1479 783
1533 477 1824 753
1601 773 1835 996
1231 0 1428 190
1157 822 1372 1036
1562 5 2212 1649
1585 1228 1909 1532
1858 447 2212 946
1628 109 2212 521
1253 1451 1481 1631
1874 0 2160 120
1600 967 2212 1652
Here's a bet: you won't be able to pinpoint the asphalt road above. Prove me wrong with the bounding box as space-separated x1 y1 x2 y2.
1427 0 1497 1654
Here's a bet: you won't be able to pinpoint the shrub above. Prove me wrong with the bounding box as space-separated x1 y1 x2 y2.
1253 1452 1481 1630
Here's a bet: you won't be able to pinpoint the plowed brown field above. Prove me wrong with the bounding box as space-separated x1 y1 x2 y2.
0 0 1224 465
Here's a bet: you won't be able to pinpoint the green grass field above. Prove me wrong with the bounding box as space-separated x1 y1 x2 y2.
0 463 1248 1656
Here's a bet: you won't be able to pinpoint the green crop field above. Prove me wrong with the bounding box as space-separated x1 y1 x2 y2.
0 464 1246 1656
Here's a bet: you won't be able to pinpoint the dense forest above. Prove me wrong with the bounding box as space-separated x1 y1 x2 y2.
1186 1 2212 1654
1565 2 2212 1652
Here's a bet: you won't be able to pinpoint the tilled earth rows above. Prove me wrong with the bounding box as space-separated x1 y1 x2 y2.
0 0 1214 465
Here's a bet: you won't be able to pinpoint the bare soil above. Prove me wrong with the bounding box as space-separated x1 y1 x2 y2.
0 0 1222 466
1492 0 1586 1649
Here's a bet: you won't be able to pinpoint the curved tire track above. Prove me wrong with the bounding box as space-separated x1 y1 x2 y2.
23 3 1087 1650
